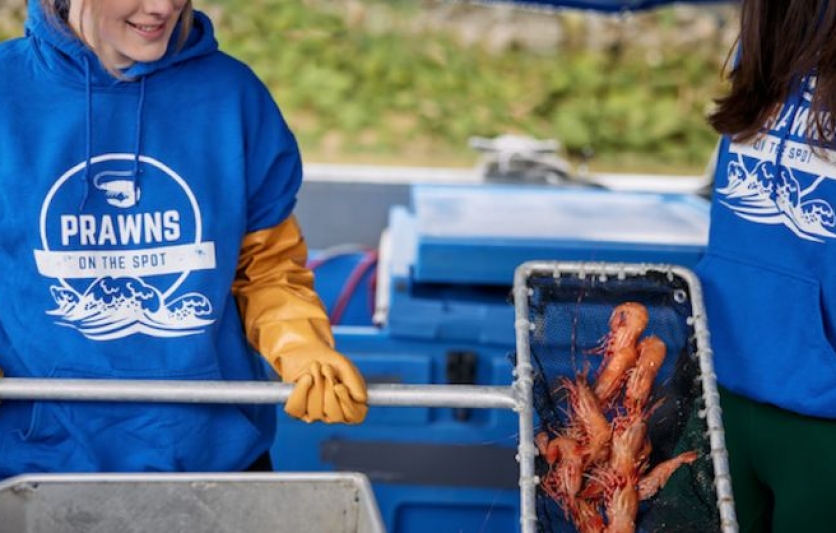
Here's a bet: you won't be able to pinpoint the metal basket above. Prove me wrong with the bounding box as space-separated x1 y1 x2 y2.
0 472 383 533
511 260 737 533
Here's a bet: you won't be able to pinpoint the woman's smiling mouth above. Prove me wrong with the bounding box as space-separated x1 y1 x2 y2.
127 21 166 38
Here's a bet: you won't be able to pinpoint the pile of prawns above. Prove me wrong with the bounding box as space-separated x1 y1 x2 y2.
534 302 698 533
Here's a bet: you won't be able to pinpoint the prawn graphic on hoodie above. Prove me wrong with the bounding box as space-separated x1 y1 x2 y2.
0 2 300 475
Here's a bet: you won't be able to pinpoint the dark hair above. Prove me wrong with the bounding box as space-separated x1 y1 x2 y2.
708 0 836 144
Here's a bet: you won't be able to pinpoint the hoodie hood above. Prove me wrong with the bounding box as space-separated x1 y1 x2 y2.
25 0 218 85
24 1 219 208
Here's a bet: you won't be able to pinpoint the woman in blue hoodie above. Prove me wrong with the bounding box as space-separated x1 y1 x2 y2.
699 1 836 531
0 0 368 476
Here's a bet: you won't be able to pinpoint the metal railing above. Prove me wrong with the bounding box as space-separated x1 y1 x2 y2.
0 376 537 533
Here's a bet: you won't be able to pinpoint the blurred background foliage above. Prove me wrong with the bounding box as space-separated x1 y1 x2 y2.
1 0 739 173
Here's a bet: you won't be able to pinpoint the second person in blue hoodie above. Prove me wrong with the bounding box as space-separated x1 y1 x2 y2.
699 1 836 531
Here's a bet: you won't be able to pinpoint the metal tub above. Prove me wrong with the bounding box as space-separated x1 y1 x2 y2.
0 472 385 533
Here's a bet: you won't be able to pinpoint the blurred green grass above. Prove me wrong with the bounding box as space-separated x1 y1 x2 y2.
0 0 734 173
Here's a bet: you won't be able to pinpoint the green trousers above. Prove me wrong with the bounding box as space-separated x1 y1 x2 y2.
720 386 836 533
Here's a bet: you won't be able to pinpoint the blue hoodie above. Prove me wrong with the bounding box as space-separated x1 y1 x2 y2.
0 3 301 475
696 74 836 418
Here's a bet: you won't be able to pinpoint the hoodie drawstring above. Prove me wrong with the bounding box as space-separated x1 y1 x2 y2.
133 76 146 205
79 57 92 210
774 75 808 172
78 62 147 210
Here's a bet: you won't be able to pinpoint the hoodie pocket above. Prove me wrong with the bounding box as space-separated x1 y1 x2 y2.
697 253 836 413
2 365 264 473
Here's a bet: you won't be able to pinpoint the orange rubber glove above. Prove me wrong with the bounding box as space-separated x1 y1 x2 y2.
232 215 368 424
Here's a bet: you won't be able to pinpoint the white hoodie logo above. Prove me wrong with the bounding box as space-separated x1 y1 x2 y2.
720 78 836 243
33 154 217 340
718 154 836 242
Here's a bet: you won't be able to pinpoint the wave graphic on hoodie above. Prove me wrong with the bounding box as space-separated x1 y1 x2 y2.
47 276 214 340
718 158 836 242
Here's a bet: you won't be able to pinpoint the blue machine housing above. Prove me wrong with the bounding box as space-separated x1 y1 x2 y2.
272 183 710 533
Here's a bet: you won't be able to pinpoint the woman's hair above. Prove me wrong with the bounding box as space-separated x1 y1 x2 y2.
708 0 836 143
38 0 194 76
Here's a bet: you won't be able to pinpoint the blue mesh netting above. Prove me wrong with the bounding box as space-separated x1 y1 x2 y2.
522 269 721 533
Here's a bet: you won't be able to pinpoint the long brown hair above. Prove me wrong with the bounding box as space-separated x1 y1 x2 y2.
708 0 836 143
38 0 194 76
